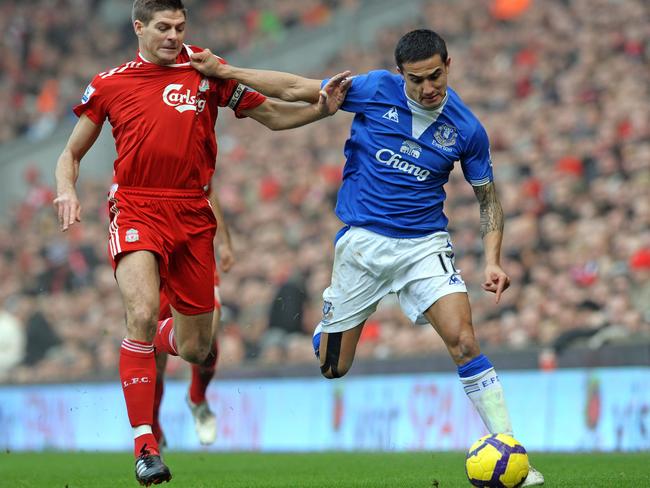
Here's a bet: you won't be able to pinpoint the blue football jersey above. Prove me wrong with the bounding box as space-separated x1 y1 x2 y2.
323 70 493 238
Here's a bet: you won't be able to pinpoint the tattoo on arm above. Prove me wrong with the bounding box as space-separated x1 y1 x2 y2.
473 182 504 238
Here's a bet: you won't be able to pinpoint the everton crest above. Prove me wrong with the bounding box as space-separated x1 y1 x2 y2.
434 123 458 147
322 300 334 321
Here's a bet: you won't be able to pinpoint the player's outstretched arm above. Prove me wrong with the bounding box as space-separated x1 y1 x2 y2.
241 71 351 130
53 114 102 231
208 189 235 273
190 48 324 103
472 182 510 303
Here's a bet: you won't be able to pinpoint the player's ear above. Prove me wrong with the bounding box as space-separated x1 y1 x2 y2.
133 19 144 37
445 57 452 71
396 65 403 75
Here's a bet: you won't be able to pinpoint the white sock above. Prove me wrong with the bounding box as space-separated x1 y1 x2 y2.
460 367 513 435
133 425 153 439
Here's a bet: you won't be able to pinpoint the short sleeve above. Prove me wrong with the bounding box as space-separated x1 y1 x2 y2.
321 70 384 113
72 75 108 125
461 123 494 186
210 56 266 118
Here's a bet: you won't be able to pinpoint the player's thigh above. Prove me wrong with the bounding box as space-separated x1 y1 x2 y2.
319 228 390 334
423 292 476 347
165 228 215 318
115 250 161 338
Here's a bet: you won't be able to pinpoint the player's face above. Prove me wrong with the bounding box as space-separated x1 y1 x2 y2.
399 54 451 108
134 10 186 65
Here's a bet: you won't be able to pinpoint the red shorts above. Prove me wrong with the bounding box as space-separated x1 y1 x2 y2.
159 270 221 321
107 185 216 316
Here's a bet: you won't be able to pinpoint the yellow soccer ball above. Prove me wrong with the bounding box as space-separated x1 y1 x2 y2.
465 434 529 487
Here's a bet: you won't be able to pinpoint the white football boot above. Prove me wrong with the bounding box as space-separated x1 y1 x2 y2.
521 465 545 486
186 394 217 445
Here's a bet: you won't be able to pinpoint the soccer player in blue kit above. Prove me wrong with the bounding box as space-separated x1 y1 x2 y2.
190 29 544 486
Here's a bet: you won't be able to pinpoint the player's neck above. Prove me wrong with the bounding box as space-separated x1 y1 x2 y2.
405 90 448 112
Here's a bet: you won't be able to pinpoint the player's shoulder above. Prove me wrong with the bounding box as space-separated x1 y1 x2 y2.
352 69 403 97
359 69 401 84
79 59 144 103
446 87 484 131
93 59 147 85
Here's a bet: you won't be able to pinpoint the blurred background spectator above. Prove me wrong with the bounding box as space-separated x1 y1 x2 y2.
0 0 648 383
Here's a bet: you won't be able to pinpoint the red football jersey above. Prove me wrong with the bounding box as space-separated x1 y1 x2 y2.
74 44 266 189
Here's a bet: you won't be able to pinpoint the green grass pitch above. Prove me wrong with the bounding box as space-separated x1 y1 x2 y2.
1 451 647 487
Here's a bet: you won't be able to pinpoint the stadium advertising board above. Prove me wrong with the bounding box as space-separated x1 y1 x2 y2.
1 367 648 452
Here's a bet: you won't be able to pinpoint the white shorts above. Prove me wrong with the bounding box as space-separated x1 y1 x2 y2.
318 227 467 333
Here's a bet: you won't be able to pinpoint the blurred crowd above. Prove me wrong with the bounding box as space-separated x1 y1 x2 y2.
0 0 356 143
0 0 649 383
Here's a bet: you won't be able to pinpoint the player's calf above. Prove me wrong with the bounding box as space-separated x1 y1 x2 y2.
313 324 362 379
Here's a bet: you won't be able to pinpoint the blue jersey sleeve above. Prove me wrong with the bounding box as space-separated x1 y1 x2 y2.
321 70 385 113
460 123 493 186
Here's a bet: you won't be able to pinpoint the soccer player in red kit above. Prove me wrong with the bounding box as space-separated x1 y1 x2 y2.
53 0 351 485
153 190 234 448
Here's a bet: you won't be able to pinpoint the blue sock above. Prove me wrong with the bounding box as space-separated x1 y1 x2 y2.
457 354 493 378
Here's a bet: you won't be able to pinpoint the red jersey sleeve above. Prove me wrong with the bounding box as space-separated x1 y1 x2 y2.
211 56 266 118
73 74 108 125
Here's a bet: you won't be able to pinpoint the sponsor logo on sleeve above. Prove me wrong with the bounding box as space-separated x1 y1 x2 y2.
81 84 95 104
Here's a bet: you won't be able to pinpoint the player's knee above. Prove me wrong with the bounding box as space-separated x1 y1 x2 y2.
448 327 480 364
177 340 211 365
126 306 158 339
320 358 351 379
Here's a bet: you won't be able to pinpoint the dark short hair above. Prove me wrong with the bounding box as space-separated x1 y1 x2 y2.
132 0 187 25
394 29 448 69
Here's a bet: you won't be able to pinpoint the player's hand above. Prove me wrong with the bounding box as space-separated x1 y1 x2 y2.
190 49 229 78
482 263 510 304
317 71 352 116
53 191 81 232
218 242 235 273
